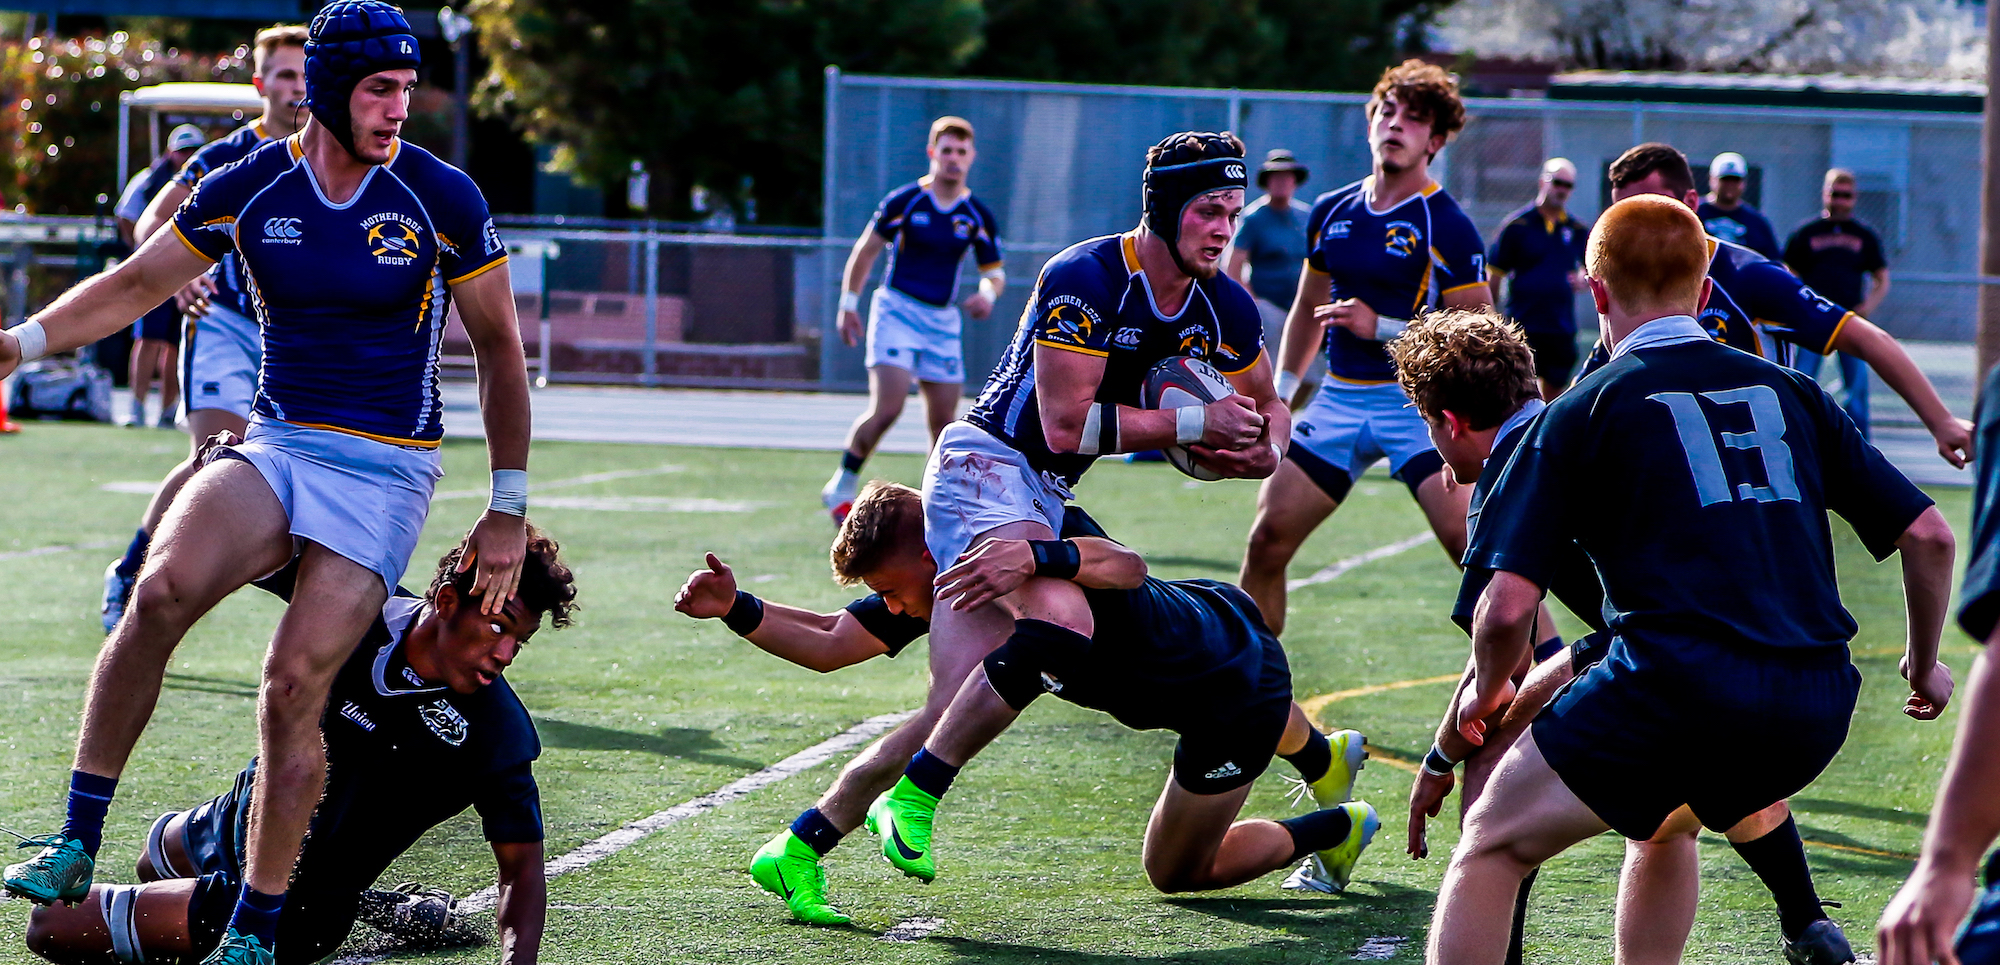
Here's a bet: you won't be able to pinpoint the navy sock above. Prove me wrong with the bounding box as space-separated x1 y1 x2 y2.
904 749 960 799
789 808 844 856
840 450 865 474
1507 866 1538 965
61 771 117 857
1730 816 1826 940
1278 807 1353 862
114 529 149 578
227 884 286 947
1281 727 1332 784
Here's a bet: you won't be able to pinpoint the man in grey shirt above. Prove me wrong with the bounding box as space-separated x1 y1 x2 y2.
1228 149 1311 354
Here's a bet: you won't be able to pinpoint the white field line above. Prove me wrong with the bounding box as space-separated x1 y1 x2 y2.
431 464 684 502
1352 935 1410 960
99 481 160 495
1287 532 1435 592
531 496 769 514
879 916 946 942
0 539 119 563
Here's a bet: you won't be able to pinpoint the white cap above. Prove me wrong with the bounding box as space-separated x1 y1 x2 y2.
1541 157 1577 181
166 124 205 153
1710 152 1748 180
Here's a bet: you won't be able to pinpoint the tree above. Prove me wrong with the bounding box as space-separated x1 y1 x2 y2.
466 0 985 225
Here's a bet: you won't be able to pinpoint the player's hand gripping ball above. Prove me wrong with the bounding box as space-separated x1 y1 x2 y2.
1142 356 1235 482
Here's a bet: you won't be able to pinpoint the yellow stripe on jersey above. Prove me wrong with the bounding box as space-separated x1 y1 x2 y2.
446 255 508 287
1034 339 1110 359
281 420 443 449
1441 281 1487 296
1822 312 1856 355
170 222 217 264
1217 346 1265 377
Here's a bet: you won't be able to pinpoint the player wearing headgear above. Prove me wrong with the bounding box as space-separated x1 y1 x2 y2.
738 130 1284 925
1238 59 1488 637
21 523 573 965
677 485 1373 922
1424 196 1956 965
821 116 1005 523
1601 143 1973 468
98 23 309 634
0 4 532 964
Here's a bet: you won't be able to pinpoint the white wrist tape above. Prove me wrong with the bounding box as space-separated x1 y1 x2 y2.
1175 405 1206 447
979 266 1005 282
1373 316 1410 341
838 290 861 314
489 469 528 516
1275 371 1301 405
9 321 47 362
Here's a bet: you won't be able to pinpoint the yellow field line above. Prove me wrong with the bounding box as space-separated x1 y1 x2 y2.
1800 838 1915 861
1298 673 1461 724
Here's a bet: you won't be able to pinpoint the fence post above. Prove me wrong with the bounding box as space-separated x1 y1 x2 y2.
1980 7 2000 385
821 65 842 390
643 220 660 386
537 245 553 389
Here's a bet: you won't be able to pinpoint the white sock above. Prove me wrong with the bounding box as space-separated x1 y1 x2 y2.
823 467 858 499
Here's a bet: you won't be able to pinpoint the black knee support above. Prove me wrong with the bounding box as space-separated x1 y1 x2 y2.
982 619 1092 711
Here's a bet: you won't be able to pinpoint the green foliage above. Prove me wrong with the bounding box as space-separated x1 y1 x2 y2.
0 32 251 215
466 0 987 225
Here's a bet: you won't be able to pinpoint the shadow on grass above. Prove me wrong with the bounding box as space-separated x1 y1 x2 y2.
1143 555 1240 573
532 717 762 769
162 673 258 699
1793 796 1931 828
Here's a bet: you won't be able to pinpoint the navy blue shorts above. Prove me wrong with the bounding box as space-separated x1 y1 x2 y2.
133 301 179 343
1168 617 1295 796
1531 635 1858 840
178 760 359 961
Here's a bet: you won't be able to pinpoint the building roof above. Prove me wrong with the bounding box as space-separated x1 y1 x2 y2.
1549 70 1982 113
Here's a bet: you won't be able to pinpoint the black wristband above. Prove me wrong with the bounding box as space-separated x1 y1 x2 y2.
1421 745 1457 777
723 591 765 636
1028 539 1081 580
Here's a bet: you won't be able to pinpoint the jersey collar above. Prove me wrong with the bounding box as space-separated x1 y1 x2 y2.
1608 314 1709 361
370 598 449 697
1361 175 1441 217
1495 397 1546 443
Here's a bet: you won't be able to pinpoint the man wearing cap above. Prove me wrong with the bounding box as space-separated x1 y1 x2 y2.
112 123 206 429
0 4 532 964
1699 152 1783 261
1487 158 1590 399
1228 149 1312 357
821 116 1005 523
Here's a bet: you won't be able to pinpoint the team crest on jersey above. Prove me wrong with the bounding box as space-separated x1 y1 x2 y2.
1384 221 1420 258
1326 220 1351 240
361 212 424 266
1040 295 1102 346
910 211 931 226
419 699 469 746
951 213 977 239
1176 325 1212 357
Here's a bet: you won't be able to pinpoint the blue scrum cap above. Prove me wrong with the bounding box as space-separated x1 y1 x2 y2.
304 0 422 161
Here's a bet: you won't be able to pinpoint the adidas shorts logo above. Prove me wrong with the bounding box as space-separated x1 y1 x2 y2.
1204 761 1242 780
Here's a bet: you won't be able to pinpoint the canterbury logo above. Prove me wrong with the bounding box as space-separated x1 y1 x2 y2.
1204 762 1242 780
1224 163 1246 180
263 217 302 239
399 40 412 54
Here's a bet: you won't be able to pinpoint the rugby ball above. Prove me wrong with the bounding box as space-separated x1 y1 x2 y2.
1142 356 1235 482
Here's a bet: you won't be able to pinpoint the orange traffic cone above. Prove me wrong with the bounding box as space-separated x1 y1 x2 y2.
0 375 19 433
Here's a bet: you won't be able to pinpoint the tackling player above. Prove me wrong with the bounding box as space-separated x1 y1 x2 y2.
742 130 1285 925
22 525 573 965
1601 143 1973 468
1239 60 1488 635
0 5 532 965
99 23 309 633
1424 195 1956 965
676 485 1374 921
821 116 1004 522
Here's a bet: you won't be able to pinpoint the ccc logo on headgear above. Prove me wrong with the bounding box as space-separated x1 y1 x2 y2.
1224 163 1246 180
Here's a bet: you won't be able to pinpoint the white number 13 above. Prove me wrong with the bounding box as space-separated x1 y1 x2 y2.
1649 385 1801 507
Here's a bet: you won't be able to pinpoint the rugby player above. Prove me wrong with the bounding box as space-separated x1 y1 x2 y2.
821 116 1004 522
99 23 309 633
744 130 1283 924
1877 360 2000 965
1239 59 1488 636
676 485 1373 921
1424 195 1956 965
1601 143 1973 468
0 5 532 964
22 525 573 965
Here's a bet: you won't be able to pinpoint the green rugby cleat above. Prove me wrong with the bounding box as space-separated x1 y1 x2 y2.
199 928 273 965
1281 801 1380 895
749 831 851 925
1286 729 1368 809
2 834 93 905
866 777 940 883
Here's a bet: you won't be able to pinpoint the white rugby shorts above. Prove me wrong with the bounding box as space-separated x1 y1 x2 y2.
922 421 1070 570
181 302 261 420
867 286 965 384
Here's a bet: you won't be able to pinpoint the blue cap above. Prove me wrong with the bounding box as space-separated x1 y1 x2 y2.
304 0 422 161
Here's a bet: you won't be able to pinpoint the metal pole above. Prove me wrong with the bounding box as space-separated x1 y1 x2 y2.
821 65 841 390
1227 91 1241 137
1629 104 1644 147
537 248 552 388
643 221 659 386
1979 5 2000 384
450 39 470 172
116 94 130 196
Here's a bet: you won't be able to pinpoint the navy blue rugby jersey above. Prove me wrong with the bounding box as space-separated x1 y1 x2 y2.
172 121 274 320
1304 178 1486 384
1469 317 1932 656
1957 363 2000 642
966 233 1265 484
869 181 1002 308
171 136 508 446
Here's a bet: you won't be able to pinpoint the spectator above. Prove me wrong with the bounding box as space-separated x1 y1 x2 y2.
1785 168 1889 438
112 123 204 428
1698 151 1783 260
1486 157 1590 399
1228 149 1312 356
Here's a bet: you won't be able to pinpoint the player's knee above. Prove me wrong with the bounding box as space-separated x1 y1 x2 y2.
259 663 337 721
128 569 199 632
23 905 65 958
1141 856 1205 894
1244 516 1302 568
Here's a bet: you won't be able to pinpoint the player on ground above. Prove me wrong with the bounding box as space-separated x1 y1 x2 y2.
1599 143 1973 468
99 23 309 633
1877 359 2000 965
746 130 1285 924
22 525 572 965
821 116 1005 522
1424 195 1956 965
1485 158 1588 400
677 485 1373 921
1239 60 1487 635
0 5 531 964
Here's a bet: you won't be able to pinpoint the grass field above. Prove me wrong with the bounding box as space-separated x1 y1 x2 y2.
0 422 1980 963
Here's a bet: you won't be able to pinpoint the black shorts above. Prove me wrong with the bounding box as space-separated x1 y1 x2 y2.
1168 620 1295 796
179 761 360 962
134 301 179 343
1523 329 1579 385
1532 635 1858 840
